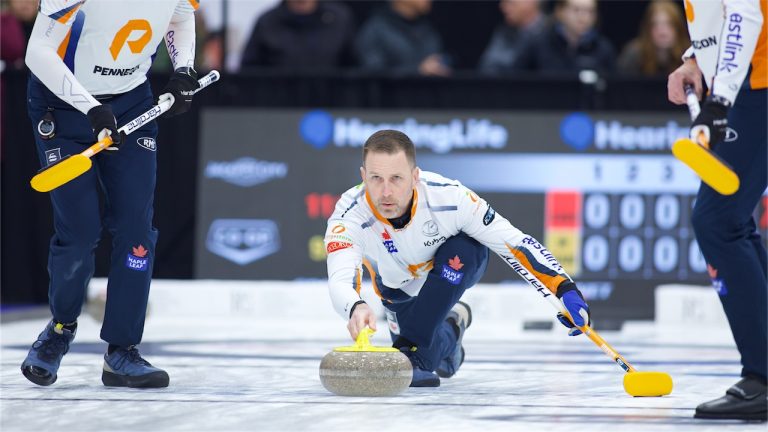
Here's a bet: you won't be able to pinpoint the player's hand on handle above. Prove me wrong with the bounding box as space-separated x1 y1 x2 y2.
347 302 377 341
668 58 703 105
690 96 730 148
159 67 200 117
556 284 591 336
86 104 122 151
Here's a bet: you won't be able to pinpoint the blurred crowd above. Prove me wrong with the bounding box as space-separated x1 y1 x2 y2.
1 0 691 78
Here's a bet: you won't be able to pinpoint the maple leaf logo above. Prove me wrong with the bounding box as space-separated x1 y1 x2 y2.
132 245 148 258
448 255 464 271
706 264 717 279
382 230 392 240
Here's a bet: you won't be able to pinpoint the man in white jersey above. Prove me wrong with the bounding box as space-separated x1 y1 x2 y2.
324 130 591 387
20 0 202 389
668 0 766 421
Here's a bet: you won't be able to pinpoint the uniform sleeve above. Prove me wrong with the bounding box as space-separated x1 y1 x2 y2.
25 11 99 114
456 187 573 297
165 0 198 70
711 0 764 104
39 0 84 26
325 192 368 320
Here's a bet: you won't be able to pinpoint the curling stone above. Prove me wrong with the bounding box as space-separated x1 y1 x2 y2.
320 328 412 397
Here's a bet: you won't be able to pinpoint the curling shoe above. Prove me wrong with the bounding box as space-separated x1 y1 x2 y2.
102 345 169 388
694 376 767 421
436 301 472 378
21 320 76 386
400 347 441 387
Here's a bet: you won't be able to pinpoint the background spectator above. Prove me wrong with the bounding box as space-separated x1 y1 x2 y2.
240 0 355 72
617 0 689 77
513 0 615 75
355 0 450 77
478 0 546 76
199 0 279 73
0 0 37 71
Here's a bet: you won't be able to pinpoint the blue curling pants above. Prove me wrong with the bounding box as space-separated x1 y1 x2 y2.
383 233 489 371
27 78 159 347
690 86 767 382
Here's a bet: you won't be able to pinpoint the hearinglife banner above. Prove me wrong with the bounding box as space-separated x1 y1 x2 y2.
195 108 768 321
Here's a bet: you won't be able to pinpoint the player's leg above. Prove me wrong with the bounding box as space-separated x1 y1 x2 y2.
691 87 767 420
21 79 102 386
94 82 167 388
387 233 488 384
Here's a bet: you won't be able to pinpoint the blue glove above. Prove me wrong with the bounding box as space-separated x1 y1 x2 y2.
556 289 591 336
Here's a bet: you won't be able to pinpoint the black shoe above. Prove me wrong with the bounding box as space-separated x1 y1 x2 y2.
694 376 767 421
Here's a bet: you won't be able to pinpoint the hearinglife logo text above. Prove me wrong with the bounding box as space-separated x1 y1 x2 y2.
560 112 689 152
205 157 288 187
300 110 508 153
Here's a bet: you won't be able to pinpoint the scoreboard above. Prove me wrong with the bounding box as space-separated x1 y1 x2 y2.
195 108 768 321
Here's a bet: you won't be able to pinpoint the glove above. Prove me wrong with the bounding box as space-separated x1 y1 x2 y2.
556 284 591 336
86 104 122 150
159 67 200 117
690 95 730 149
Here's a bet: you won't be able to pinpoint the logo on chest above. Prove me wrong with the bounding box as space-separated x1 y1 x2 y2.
381 229 398 253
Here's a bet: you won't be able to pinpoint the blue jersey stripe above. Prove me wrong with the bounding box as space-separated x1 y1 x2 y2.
48 2 81 21
63 10 85 72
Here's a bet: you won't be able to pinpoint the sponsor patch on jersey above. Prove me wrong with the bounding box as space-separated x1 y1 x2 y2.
126 244 149 271
422 220 439 237
137 137 156 151
45 148 61 165
326 241 352 254
483 205 496 226
382 229 398 253
423 236 447 247
331 224 346 234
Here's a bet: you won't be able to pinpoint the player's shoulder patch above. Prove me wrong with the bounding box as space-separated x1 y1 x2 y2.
40 0 84 25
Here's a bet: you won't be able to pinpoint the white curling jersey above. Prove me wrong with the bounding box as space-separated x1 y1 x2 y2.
39 0 199 96
324 171 574 319
684 0 767 103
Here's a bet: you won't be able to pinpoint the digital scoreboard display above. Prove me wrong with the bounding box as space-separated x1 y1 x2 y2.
197 109 768 321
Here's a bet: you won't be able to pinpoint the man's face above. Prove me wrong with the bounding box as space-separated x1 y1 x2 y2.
558 0 597 38
361 150 419 219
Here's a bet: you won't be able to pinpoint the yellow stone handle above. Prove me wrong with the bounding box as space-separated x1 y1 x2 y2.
333 327 399 352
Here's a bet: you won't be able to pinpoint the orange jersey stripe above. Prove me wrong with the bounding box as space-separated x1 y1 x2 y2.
362 259 385 300
507 245 566 295
55 5 81 24
187 0 200 10
57 29 72 59
750 0 768 89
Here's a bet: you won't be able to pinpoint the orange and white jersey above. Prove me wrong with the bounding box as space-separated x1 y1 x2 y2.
26 0 198 113
325 171 574 320
683 0 767 104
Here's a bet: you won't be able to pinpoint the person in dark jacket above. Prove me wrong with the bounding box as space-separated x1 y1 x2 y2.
513 0 615 74
241 0 355 71
355 0 450 77
478 0 547 75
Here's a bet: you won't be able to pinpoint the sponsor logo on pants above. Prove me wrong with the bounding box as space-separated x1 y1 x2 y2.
126 245 149 271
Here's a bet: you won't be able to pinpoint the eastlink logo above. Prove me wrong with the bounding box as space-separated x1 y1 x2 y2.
205 157 288 187
560 113 688 152
720 13 744 73
300 110 508 153
205 219 280 265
